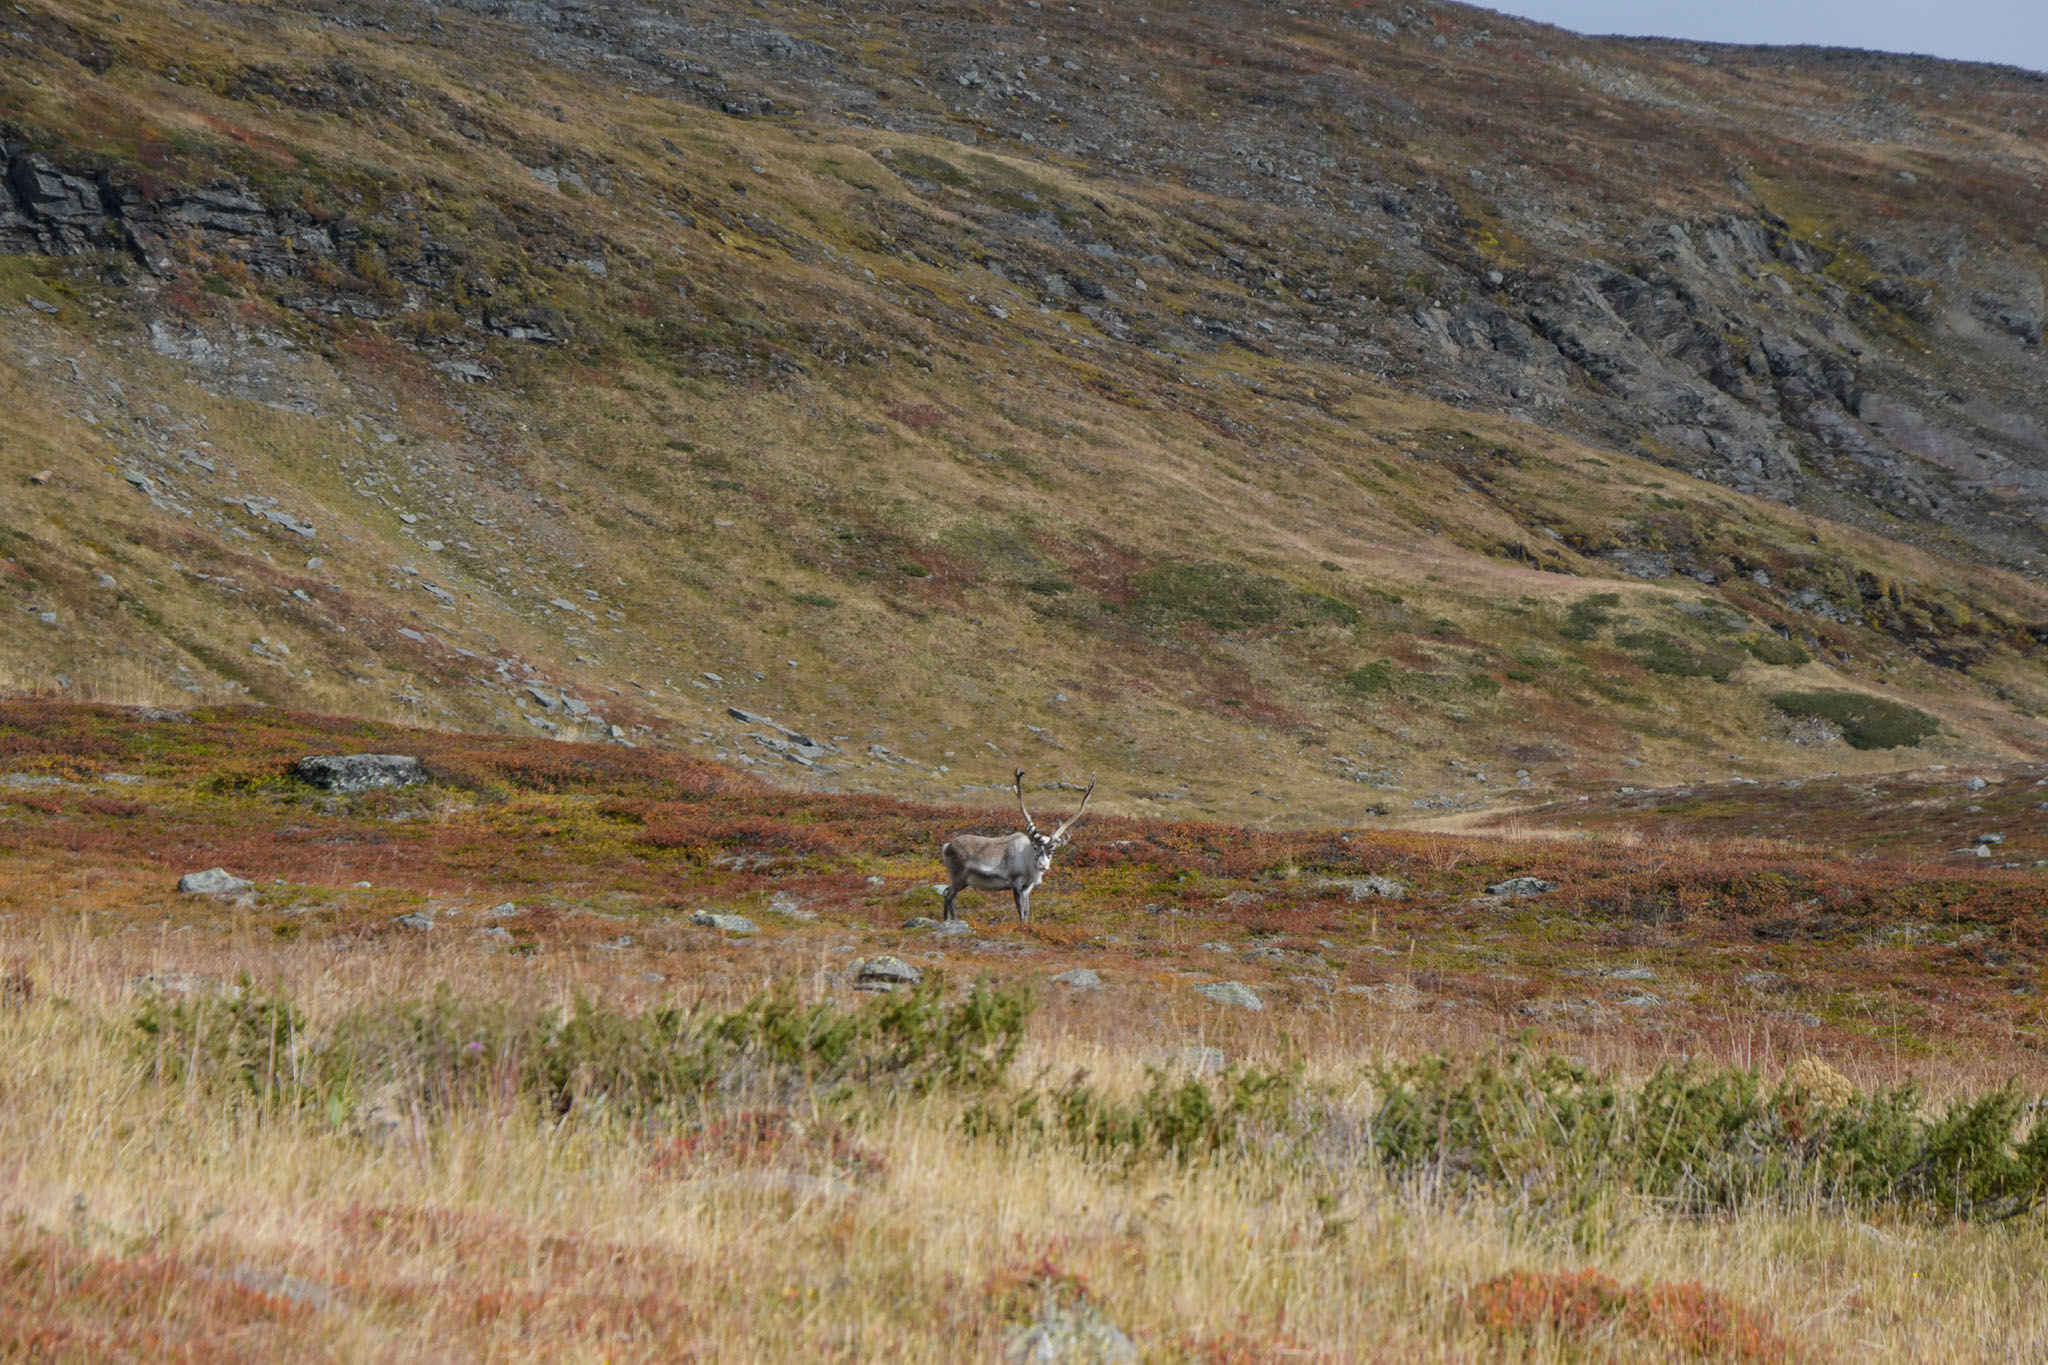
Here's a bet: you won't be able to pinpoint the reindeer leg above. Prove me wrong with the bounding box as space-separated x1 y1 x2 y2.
1015 886 1030 925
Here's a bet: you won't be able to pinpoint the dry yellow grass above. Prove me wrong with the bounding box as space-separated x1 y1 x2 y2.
2 918 2044 1362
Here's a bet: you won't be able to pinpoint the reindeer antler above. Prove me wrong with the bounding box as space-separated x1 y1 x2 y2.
1013 768 1039 834
1051 777 1097 842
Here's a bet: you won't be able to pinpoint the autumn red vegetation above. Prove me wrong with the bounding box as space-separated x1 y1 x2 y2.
1468 1268 1808 1363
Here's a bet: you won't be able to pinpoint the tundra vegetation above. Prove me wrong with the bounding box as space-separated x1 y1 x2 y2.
1 702 2046 1358
0 0 2044 829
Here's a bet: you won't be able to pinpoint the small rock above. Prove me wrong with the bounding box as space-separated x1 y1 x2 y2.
130 971 224 997
178 867 252 896
1975 833 2005 846
855 955 922 991
293 754 424 793
483 902 520 919
768 891 816 920
1149 1044 1226 1075
1050 968 1101 990
692 912 757 935
1965 776 1988 792
1604 966 1657 981
393 912 434 930
1618 992 1664 1008
903 916 945 930
1005 1301 1138 1364
1487 876 1556 897
1318 875 1408 901
1193 981 1263 1011
478 926 514 945
933 919 973 936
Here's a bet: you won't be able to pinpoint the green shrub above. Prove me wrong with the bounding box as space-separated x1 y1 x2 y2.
1342 662 1396 696
1369 1053 2048 1220
1559 592 1622 641
887 149 969 187
1744 634 1809 667
1615 631 1737 682
138 978 1033 1120
1135 561 1356 632
1769 690 1939 749
966 1064 1302 1165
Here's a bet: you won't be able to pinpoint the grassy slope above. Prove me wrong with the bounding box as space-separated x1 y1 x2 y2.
0 701 2045 1358
0 0 2041 825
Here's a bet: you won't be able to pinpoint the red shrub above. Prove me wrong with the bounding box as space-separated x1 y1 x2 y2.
1468 1268 1807 1363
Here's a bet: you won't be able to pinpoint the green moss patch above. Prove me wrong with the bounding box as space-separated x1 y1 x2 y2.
1769 690 1939 749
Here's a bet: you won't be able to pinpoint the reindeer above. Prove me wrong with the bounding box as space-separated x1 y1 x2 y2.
940 770 1096 924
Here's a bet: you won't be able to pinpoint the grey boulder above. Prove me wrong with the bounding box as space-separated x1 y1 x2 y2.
1488 876 1557 897
854 956 923 991
178 867 252 896
1149 1044 1227 1075
1193 981 1263 1011
1049 968 1102 990
1319 875 1409 901
692 912 757 935
1005 1302 1137 1364
294 754 425 793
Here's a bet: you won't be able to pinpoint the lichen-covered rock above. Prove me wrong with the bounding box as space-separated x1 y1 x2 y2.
1192 981 1262 1011
1004 1301 1137 1364
294 754 425 792
178 867 251 896
854 955 922 991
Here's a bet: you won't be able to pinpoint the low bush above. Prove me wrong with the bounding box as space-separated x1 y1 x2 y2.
1559 592 1622 641
1468 1268 1800 1363
1371 1053 2048 1220
1341 662 1395 696
1135 561 1357 632
1744 633 1809 667
137 977 1031 1122
1616 631 1738 682
966 1063 1303 1165
1769 690 1939 749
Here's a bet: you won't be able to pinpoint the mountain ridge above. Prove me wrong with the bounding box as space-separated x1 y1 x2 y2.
0 0 2044 822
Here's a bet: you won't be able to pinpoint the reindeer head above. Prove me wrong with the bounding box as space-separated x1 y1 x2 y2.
1014 769 1096 855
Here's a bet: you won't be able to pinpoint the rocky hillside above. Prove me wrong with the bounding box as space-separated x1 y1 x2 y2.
1 0 2045 821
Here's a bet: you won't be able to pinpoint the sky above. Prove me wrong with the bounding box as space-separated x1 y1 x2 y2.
1473 2 2048 75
